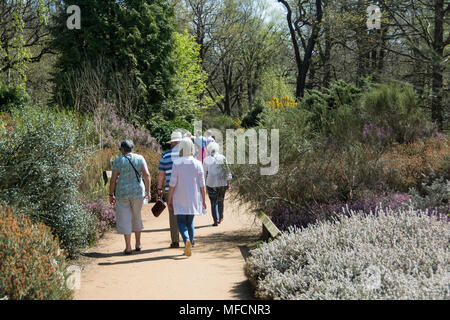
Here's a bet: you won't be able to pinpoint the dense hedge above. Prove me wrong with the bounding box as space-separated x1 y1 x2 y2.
0 105 97 256
245 207 449 300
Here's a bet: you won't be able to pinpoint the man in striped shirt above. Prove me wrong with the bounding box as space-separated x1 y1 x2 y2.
158 131 183 248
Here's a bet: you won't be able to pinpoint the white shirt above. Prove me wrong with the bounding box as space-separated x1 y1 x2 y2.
203 152 232 187
169 156 206 215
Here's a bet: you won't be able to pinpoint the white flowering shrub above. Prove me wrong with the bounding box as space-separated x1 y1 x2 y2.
245 207 449 300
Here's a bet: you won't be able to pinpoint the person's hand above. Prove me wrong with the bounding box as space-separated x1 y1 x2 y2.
168 199 174 211
157 189 163 200
145 192 151 202
109 195 116 206
226 183 230 191
202 200 207 210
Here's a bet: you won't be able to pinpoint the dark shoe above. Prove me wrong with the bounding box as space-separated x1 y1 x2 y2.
191 241 195 247
135 246 142 252
212 222 218 226
218 218 223 224
170 242 180 248
124 249 132 255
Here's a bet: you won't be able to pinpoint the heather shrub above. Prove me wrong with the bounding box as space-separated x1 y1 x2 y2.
245 207 450 300
409 172 449 216
380 136 449 192
94 102 161 152
271 193 411 230
232 141 385 214
82 198 116 237
0 205 72 300
0 105 98 256
360 83 432 144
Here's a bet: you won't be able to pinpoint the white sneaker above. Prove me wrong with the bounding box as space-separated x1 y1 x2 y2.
185 240 192 257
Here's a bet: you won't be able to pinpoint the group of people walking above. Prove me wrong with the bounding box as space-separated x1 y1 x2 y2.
109 130 232 257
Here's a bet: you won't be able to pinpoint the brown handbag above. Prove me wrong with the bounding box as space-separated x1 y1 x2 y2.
151 199 166 217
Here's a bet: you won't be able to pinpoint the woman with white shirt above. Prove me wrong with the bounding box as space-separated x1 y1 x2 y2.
203 142 232 226
167 138 207 256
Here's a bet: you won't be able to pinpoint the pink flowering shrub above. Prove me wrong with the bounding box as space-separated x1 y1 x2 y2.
81 198 116 237
270 193 412 230
94 103 161 153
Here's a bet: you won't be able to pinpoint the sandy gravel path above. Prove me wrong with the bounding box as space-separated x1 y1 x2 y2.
74 198 260 300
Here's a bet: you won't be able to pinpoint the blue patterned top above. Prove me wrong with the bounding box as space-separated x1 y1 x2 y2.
112 153 147 200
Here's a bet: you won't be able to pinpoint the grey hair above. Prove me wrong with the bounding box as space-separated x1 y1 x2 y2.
207 141 220 154
179 138 195 157
120 140 134 152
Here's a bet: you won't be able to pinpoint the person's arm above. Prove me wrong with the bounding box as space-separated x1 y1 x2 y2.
200 186 207 210
141 161 151 200
198 164 207 210
224 156 232 190
167 163 178 210
109 170 119 205
167 186 175 211
157 171 166 200
203 160 208 184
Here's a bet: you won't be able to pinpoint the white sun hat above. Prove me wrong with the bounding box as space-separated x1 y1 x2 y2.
167 131 183 144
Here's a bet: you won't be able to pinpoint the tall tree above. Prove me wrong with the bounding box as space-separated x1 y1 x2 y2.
51 0 176 119
381 0 449 130
0 0 55 87
278 0 324 98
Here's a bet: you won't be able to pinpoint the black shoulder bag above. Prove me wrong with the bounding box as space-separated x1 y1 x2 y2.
124 155 142 184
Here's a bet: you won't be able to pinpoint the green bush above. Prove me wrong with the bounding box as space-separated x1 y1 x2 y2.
361 83 431 144
241 98 266 128
0 105 98 256
146 116 193 150
0 205 72 300
245 207 449 300
0 83 30 113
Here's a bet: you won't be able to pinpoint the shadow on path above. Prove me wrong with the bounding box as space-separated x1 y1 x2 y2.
82 247 165 259
98 254 187 266
141 224 212 233
194 229 259 259
229 279 254 300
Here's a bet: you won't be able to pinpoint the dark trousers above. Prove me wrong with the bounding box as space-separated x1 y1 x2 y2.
206 186 227 223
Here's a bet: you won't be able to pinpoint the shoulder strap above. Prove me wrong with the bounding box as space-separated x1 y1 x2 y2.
124 155 141 183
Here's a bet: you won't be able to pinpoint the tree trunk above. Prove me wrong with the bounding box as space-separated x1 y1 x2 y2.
431 0 444 130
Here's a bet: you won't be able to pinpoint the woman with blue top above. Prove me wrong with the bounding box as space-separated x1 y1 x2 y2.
193 130 215 163
109 140 151 255
167 138 207 257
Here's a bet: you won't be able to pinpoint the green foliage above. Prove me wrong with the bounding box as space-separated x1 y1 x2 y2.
231 81 442 214
0 105 97 256
361 83 430 144
241 97 265 128
300 80 363 143
0 83 30 112
146 116 194 150
0 1 55 87
409 171 449 214
169 30 213 118
51 0 176 119
202 114 236 132
0 205 72 300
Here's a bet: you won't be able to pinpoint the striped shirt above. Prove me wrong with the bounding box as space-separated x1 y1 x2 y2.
158 145 180 193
